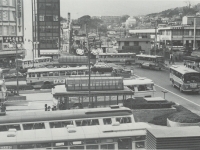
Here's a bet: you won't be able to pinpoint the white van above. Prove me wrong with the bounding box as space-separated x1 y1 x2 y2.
123 77 156 97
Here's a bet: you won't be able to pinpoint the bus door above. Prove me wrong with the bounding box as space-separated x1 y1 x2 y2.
118 138 132 150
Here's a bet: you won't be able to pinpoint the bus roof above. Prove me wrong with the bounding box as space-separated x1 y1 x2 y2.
27 66 88 73
136 54 163 58
17 57 52 62
0 107 132 124
123 78 154 86
53 86 133 96
170 65 199 74
0 123 150 146
183 56 200 61
98 53 135 56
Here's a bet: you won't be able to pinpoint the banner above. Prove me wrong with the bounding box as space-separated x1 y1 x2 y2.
3 36 24 43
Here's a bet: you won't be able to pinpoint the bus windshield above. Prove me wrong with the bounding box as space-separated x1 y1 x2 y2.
183 73 200 83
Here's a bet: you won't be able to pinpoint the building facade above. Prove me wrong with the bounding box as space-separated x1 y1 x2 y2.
159 26 200 50
0 0 25 68
33 0 60 59
117 38 151 54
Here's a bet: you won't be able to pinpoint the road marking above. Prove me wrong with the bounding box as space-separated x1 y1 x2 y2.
134 74 200 107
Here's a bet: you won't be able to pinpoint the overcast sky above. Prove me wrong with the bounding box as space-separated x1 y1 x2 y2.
60 0 200 19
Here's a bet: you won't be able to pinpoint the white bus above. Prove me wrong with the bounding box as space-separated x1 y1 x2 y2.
0 123 150 149
136 54 165 70
17 57 52 69
26 67 88 88
97 53 136 65
123 77 156 97
170 65 200 93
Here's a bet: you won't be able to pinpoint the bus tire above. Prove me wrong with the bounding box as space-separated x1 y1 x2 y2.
159 67 161 71
172 81 176 88
179 86 183 93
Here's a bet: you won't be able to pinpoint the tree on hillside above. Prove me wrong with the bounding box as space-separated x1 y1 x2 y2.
60 16 67 22
120 15 130 23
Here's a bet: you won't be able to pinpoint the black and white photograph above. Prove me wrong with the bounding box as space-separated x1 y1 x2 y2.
0 0 200 149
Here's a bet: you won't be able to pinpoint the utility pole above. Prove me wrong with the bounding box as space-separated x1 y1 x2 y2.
15 42 19 96
86 24 92 108
193 17 196 50
154 20 157 55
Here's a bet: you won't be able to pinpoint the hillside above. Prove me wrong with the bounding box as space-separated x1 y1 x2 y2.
147 3 200 18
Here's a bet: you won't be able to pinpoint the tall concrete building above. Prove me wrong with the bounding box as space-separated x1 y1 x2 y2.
0 0 25 68
32 0 60 59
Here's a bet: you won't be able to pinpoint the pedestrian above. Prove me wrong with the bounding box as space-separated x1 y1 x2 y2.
45 104 48 111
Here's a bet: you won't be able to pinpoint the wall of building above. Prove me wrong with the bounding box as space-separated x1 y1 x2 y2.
34 0 60 58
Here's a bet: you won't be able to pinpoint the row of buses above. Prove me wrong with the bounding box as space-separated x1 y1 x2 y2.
0 106 150 149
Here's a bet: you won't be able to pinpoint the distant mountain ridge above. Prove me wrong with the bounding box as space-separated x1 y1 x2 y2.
146 3 200 18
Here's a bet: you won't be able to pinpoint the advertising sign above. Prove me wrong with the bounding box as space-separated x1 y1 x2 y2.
3 36 24 43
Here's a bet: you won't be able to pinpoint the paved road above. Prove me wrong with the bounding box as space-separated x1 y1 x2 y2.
128 65 200 115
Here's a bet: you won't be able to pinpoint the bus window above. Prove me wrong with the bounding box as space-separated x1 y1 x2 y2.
127 85 135 91
42 72 48 77
103 118 112 125
23 124 34 130
78 70 84 75
116 117 131 124
49 72 53 76
6 124 21 131
0 125 8 132
35 143 51 148
23 123 45 130
100 144 114 150
65 71 71 75
60 71 65 76
86 145 99 149
18 144 35 149
54 72 59 76
33 123 45 129
71 71 77 75
145 84 153 90
31 73 36 77
138 85 146 91
50 121 73 128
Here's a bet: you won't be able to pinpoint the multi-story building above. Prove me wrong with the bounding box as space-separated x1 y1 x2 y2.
0 0 25 68
159 25 200 50
33 0 60 59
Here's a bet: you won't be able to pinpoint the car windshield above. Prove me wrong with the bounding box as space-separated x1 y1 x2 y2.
183 73 200 83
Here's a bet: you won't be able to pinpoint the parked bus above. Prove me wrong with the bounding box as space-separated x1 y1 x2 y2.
183 56 200 72
124 77 156 97
0 122 150 149
170 65 200 93
0 106 135 131
16 57 52 70
136 54 165 70
46 56 93 68
26 67 89 88
97 53 136 65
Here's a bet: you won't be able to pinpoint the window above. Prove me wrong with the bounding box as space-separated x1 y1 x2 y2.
0 124 21 132
54 71 59 76
49 121 73 128
45 16 53 22
3 26 8 35
18 144 35 149
49 72 54 76
116 117 131 124
11 26 15 34
138 85 146 91
103 118 112 125
60 71 65 76
39 15 45 21
35 143 51 148
100 144 114 149
135 141 145 149
75 119 99 126
2 11 8 21
53 15 58 21
2 0 8 6
23 123 45 130
124 41 129 46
